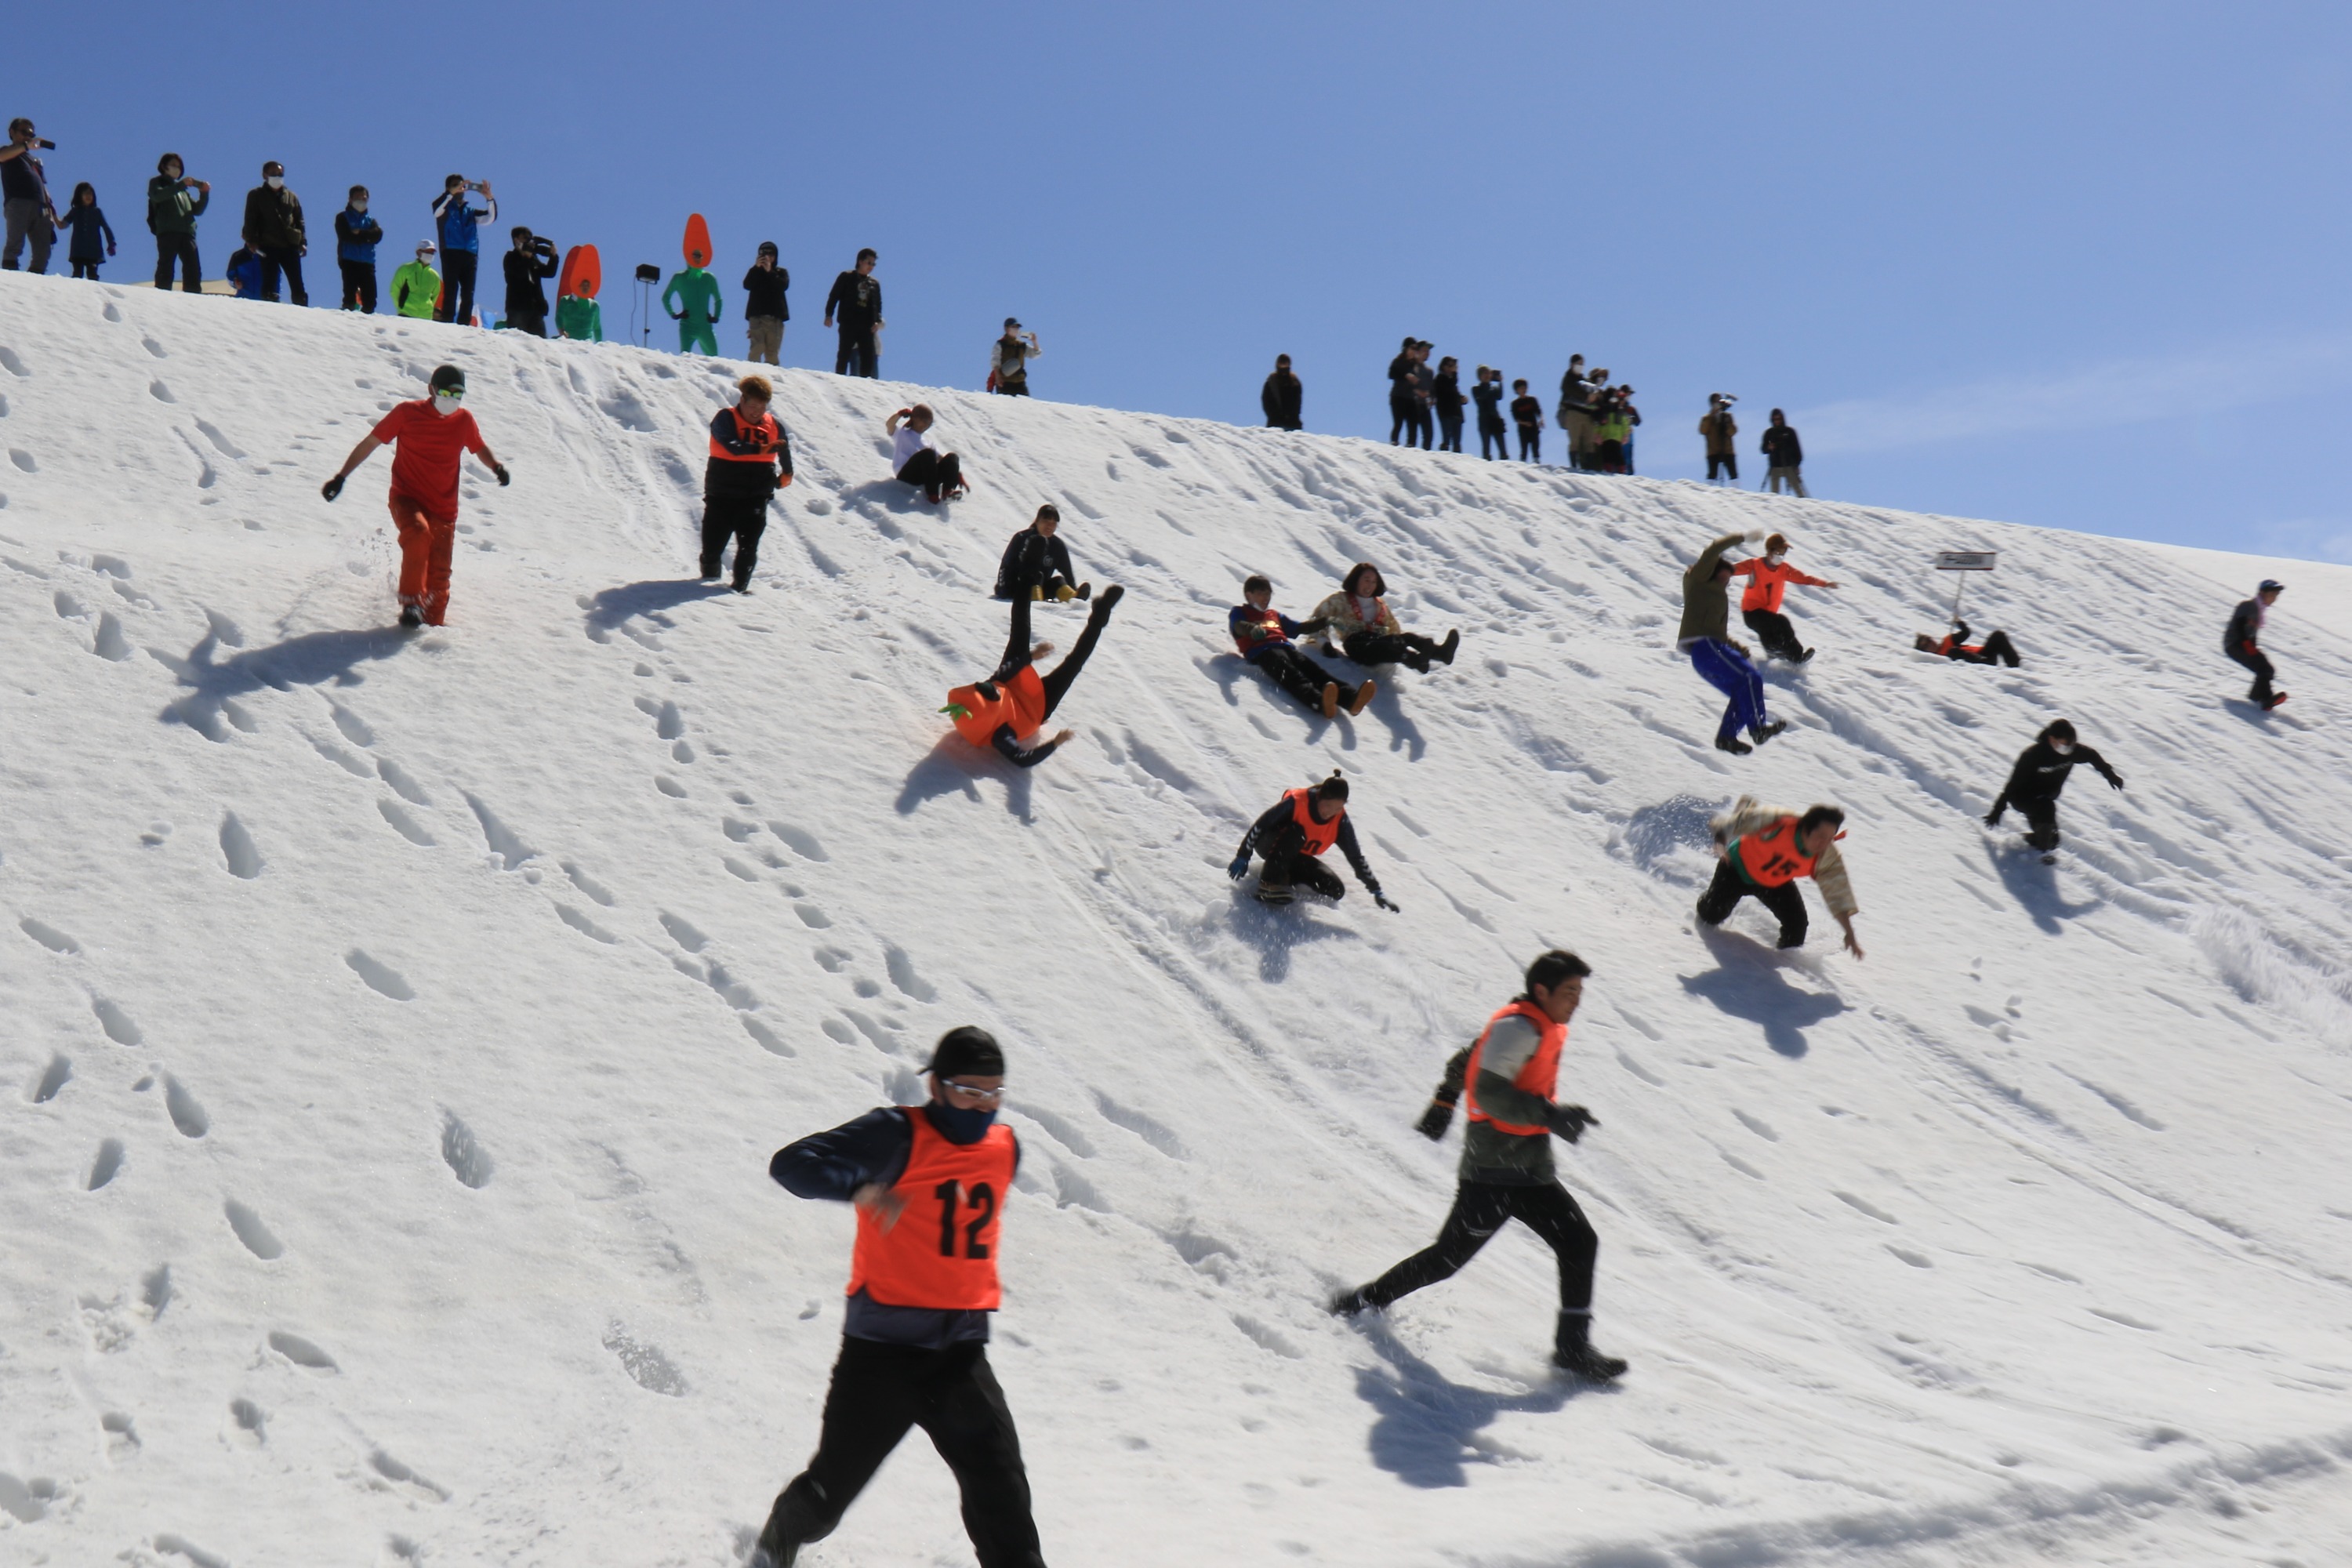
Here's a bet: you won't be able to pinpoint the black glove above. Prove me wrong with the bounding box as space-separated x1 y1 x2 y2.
492 463 511 487
1374 893 1399 913
2107 774 2125 791
320 474 343 502
1984 806 2005 827
1227 853 1250 881
1414 1097 1455 1141
1549 1104 1597 1143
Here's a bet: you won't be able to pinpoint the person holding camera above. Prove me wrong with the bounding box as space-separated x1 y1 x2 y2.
1700 393 1740 484
241 160 307 304
430 174 495 325
989 318 1040 395
2 118 59 274
502 226 557 337
742 241 787 365
147 154 210 292
824 248 884 376
333 187 383 312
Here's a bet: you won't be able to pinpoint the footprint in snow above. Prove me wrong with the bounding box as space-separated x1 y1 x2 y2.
226 1200 283 1258
140 336 168 359
219 811 263 878
0 346 28 376
379 800 435 845
554 904 619 944
163 1075 209 1137
29 1054 71 1103
346 949 416 1000
150 379 176 402
267 1329 335 1370
441 1112 493 1189
87 1138 126 1189
93 998 144 1046
21 916 81 954
227 1399 267 1446
562 861 617 906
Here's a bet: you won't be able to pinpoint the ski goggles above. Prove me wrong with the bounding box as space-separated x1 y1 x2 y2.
940 1080 1006 1105
432 389 465 405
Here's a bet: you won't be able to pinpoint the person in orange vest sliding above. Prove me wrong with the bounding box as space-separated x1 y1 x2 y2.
753 1027 1044 1568
1330 950 1627 1382
1696 796 1864 958
1227 770 1399 909
1730 532 1838 663
319 364 509 627
943 572 1124 767
699 374 794 593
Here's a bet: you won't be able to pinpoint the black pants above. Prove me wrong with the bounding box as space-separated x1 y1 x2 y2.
1695 858 1808 947
699 492 772 589
764 1338 1044 1568
1954 630 2021 667
1341 628 1444 671
1708 452 1738 481
508 309 548 338
1362 1180 1597 1314
2229 644 2275 702
258 244 307 305
71 259 100 279
435 250 478 324
996 376 1029 397
154 236 201 292
1258 822 1346 899
1250 644 1354 713
1406 406 1433 448
1479 422 1509 460
898 448 963 502
339 260 377 313
1741 607 1806 661
1517 426 1541 461
1438 416 1463 453
2020 799 2060 852
836 323 879 376
992 579 1109 720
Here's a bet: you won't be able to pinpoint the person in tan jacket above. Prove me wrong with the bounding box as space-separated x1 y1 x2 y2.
1309 563 1460 673
1700 393 1740 484
1697 797 1862 958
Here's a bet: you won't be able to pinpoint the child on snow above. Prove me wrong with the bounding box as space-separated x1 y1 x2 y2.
1230 575 1374 719
60 183 114 279
1510 379 1543 463
887 405 964 503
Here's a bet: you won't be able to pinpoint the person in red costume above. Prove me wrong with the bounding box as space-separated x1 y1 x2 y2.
320 365 508 627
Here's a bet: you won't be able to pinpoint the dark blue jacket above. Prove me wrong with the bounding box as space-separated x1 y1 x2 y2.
60 205 115 263
334 206 383 264
431 189 494 255
226 248 265 299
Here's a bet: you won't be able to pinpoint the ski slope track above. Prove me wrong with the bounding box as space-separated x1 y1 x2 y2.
2 270 2350 1568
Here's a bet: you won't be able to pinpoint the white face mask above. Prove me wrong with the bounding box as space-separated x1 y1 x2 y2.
1766 552 1786 566
353 199 368 212
2052 739 2074 755
266 176 284 189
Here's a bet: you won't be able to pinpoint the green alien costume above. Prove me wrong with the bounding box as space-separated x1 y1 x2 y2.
662 266 722 355
557 294 604 343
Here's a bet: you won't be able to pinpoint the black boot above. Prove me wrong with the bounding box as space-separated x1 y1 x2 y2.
753 1480 834 1568
1437 629 1460 665
1551 1311 1626 1381
1328 1286 1374 1317
1714 733 1752 756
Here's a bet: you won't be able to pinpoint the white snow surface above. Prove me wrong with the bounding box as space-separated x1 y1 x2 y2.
4 270 2352 1568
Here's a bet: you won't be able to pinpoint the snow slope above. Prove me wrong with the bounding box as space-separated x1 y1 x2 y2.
5 269 2352 1568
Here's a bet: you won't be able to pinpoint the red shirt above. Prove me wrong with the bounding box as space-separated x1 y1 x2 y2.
371 400 488 521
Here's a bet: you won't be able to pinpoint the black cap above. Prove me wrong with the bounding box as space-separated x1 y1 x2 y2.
930 1026 1005 1080
428 365 465 394
758 240 779 256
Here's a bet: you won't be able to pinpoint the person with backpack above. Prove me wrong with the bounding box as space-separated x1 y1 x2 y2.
942 579 1124 768
1 118 57 274
887 405 965 503
333 187 383 312
2224 579 2287 710
743 241 788 365
241 160 307 304
1227 771 1398 909
1472 366 1508 459
989 319 1040 395
1730 532 1838 663
1680 530 1787 755
1984 719 2123 856
1331 949 1627 1382
1229 575 1374 718
1695 797 1864 958
1261 353 1303 430
1308 562 1459 673
58 183 114 279
699 374 794 593
430 174 495 325
749 1028 1051 1568
392 241 440 319
318 364 510 628
1760 408 1807 495
1700 393 1739 483
824 248 884 376
992 506 1087 602
146 153 210 293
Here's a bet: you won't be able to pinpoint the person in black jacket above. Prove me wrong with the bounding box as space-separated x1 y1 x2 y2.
1432 356 1466 453
2224 579 2286 710
1261 354 1302 430
1387 337 1419 445
501 227 556 336
1760 409 1806 496
1472 366 1508 460
743 241 788 365
1227 771 1398 909
992 506 1088 601
1913 619 2020 667
241 160 307 304
1984 719 2122 854
824 248 884 377
699 375 793 593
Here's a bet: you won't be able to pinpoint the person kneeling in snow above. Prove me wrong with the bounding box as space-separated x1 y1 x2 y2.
1228 771 1398 909
1984 719 2122 854
1230 575 1374 718
943 575 1123 768
991 505 1088 602
1308 562 1459 673
1697 797 1864 959
320 364 508 628
1914 618 2020 667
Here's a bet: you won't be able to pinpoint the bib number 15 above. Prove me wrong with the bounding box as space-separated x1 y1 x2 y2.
934 1181 996 1259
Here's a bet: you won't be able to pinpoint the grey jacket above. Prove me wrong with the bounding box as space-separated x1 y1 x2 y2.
1461 1011 1559 1185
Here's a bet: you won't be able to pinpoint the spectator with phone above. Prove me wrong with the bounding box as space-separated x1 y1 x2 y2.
334 187 383 313
146 153 209 292
242 161 308 304
2 118 58 274
431 174 495 325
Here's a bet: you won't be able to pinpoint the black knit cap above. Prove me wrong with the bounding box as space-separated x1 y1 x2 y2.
428 364 465 394
1314 768 1348 803
930 1025 1005 1079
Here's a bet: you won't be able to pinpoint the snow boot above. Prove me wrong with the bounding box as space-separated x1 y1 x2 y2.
398 604 424 629
1714 733 1752 756
1552 1312 1627 1382
1797 646 1815 663
1437 628 1461 666
1348 680 1377 716
1327 1286 1374 1317
1751 719 1790 746
753 1482 833 1568
1319 682 1340 720
1075 581 1093 601
2263 691 2288 711
1254 879 1295 906
1403 648 1431 674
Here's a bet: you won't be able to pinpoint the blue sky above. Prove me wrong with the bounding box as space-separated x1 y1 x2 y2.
10 2 2352 561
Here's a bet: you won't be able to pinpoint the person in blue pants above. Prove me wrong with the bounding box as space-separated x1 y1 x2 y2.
1676 530 1788 756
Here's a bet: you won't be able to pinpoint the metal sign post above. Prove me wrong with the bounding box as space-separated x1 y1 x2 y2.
1934 550 1997 622
632 263 661 348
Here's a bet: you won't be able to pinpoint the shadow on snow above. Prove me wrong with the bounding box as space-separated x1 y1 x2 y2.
1679 925 1847 1058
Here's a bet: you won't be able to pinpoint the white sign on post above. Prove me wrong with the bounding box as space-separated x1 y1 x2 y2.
1933 550 1997 619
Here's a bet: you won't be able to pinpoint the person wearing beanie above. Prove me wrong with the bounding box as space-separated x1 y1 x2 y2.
1729 532 1838 663
743 241 789 365
1228 771 1398 909
2224 579 2288 711
1984 719 2123 858
1759 408 1807 495
989 318 1040 396
318 365 510 628
700 375 794 593
1332 950 1626 1382
943 575 1124 768
1679 530 1788 755
500 226 557 337
991 505 1087 603
1696 796 1864 957
753 1026 1047 1568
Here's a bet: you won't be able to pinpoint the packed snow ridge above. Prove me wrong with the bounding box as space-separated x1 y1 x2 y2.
4 270 2352 1568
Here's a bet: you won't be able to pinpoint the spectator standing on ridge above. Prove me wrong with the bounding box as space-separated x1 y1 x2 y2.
1594 388 1633 474
1472 366 1508 459
59 183 114 280
699 373 793 594
993 506 1087 603
392 241 440 319
431 173 495 325
1433 356 1466 453
241 160 307 304
663 249 721 354
2 118 58 274
824 247 884 377
989 318 1040 396
1697 797 1864 957
2224 579 2288 710
557 262 603 343
1730 532 1838 663
1558 354 1596 470
1510 379 1543 463
1618 384 1642 474
333 187 382 313
502 227 556 337
742 242 787 365
318 364 510 629
1700 394 1740 484
1261 353 1303 430
1761 408 1806 495
147 154 209 293
1984 719 2123 858
1405 341 1437 448
1387 336 1418 445
1229 575 1374 720
1680 529 1787 755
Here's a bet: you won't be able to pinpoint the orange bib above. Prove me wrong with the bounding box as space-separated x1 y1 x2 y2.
847 1113 1017 1312
1283 787 1343 855
1461 999 1565 1137
1734 816 1817 887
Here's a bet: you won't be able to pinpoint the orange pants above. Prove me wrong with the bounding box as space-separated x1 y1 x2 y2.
388 492 457 625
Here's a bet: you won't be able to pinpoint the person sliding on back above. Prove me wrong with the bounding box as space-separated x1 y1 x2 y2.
318 365 509 628
1730 532 1838 663
1230 575 1374 719
1984 718 2122 859
752 1026 1048 1568
1308 561 1459 673
1696 796 1864 957
1679 530 1787 755
1227 771 1399 909
700 374 793 593
1330 949 1627 1381
943 575 1123 768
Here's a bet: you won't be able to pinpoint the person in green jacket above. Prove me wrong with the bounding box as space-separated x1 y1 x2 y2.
392 241 441 320
557 289 604 343
147 153 211 293
662 263 721 354
1678 529 1785 756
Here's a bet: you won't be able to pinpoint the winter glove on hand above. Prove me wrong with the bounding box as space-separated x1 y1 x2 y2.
1550 1104 1598 1143
1414 1097 1456 1142
1984 806 2005 826
2107 774 2125 791
320 474 343 503
1227 854 1250 881
1374 893 1400 913
492 463 511 487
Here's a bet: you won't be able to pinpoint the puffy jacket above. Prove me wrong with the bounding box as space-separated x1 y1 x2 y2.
225 248 265 299
1676 532 1748 644
147 176 208 238
1761 423 1803 467
241 184 304 249
333 206 382 263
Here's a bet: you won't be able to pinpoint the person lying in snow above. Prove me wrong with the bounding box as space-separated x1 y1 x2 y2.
1914 619 2020 667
